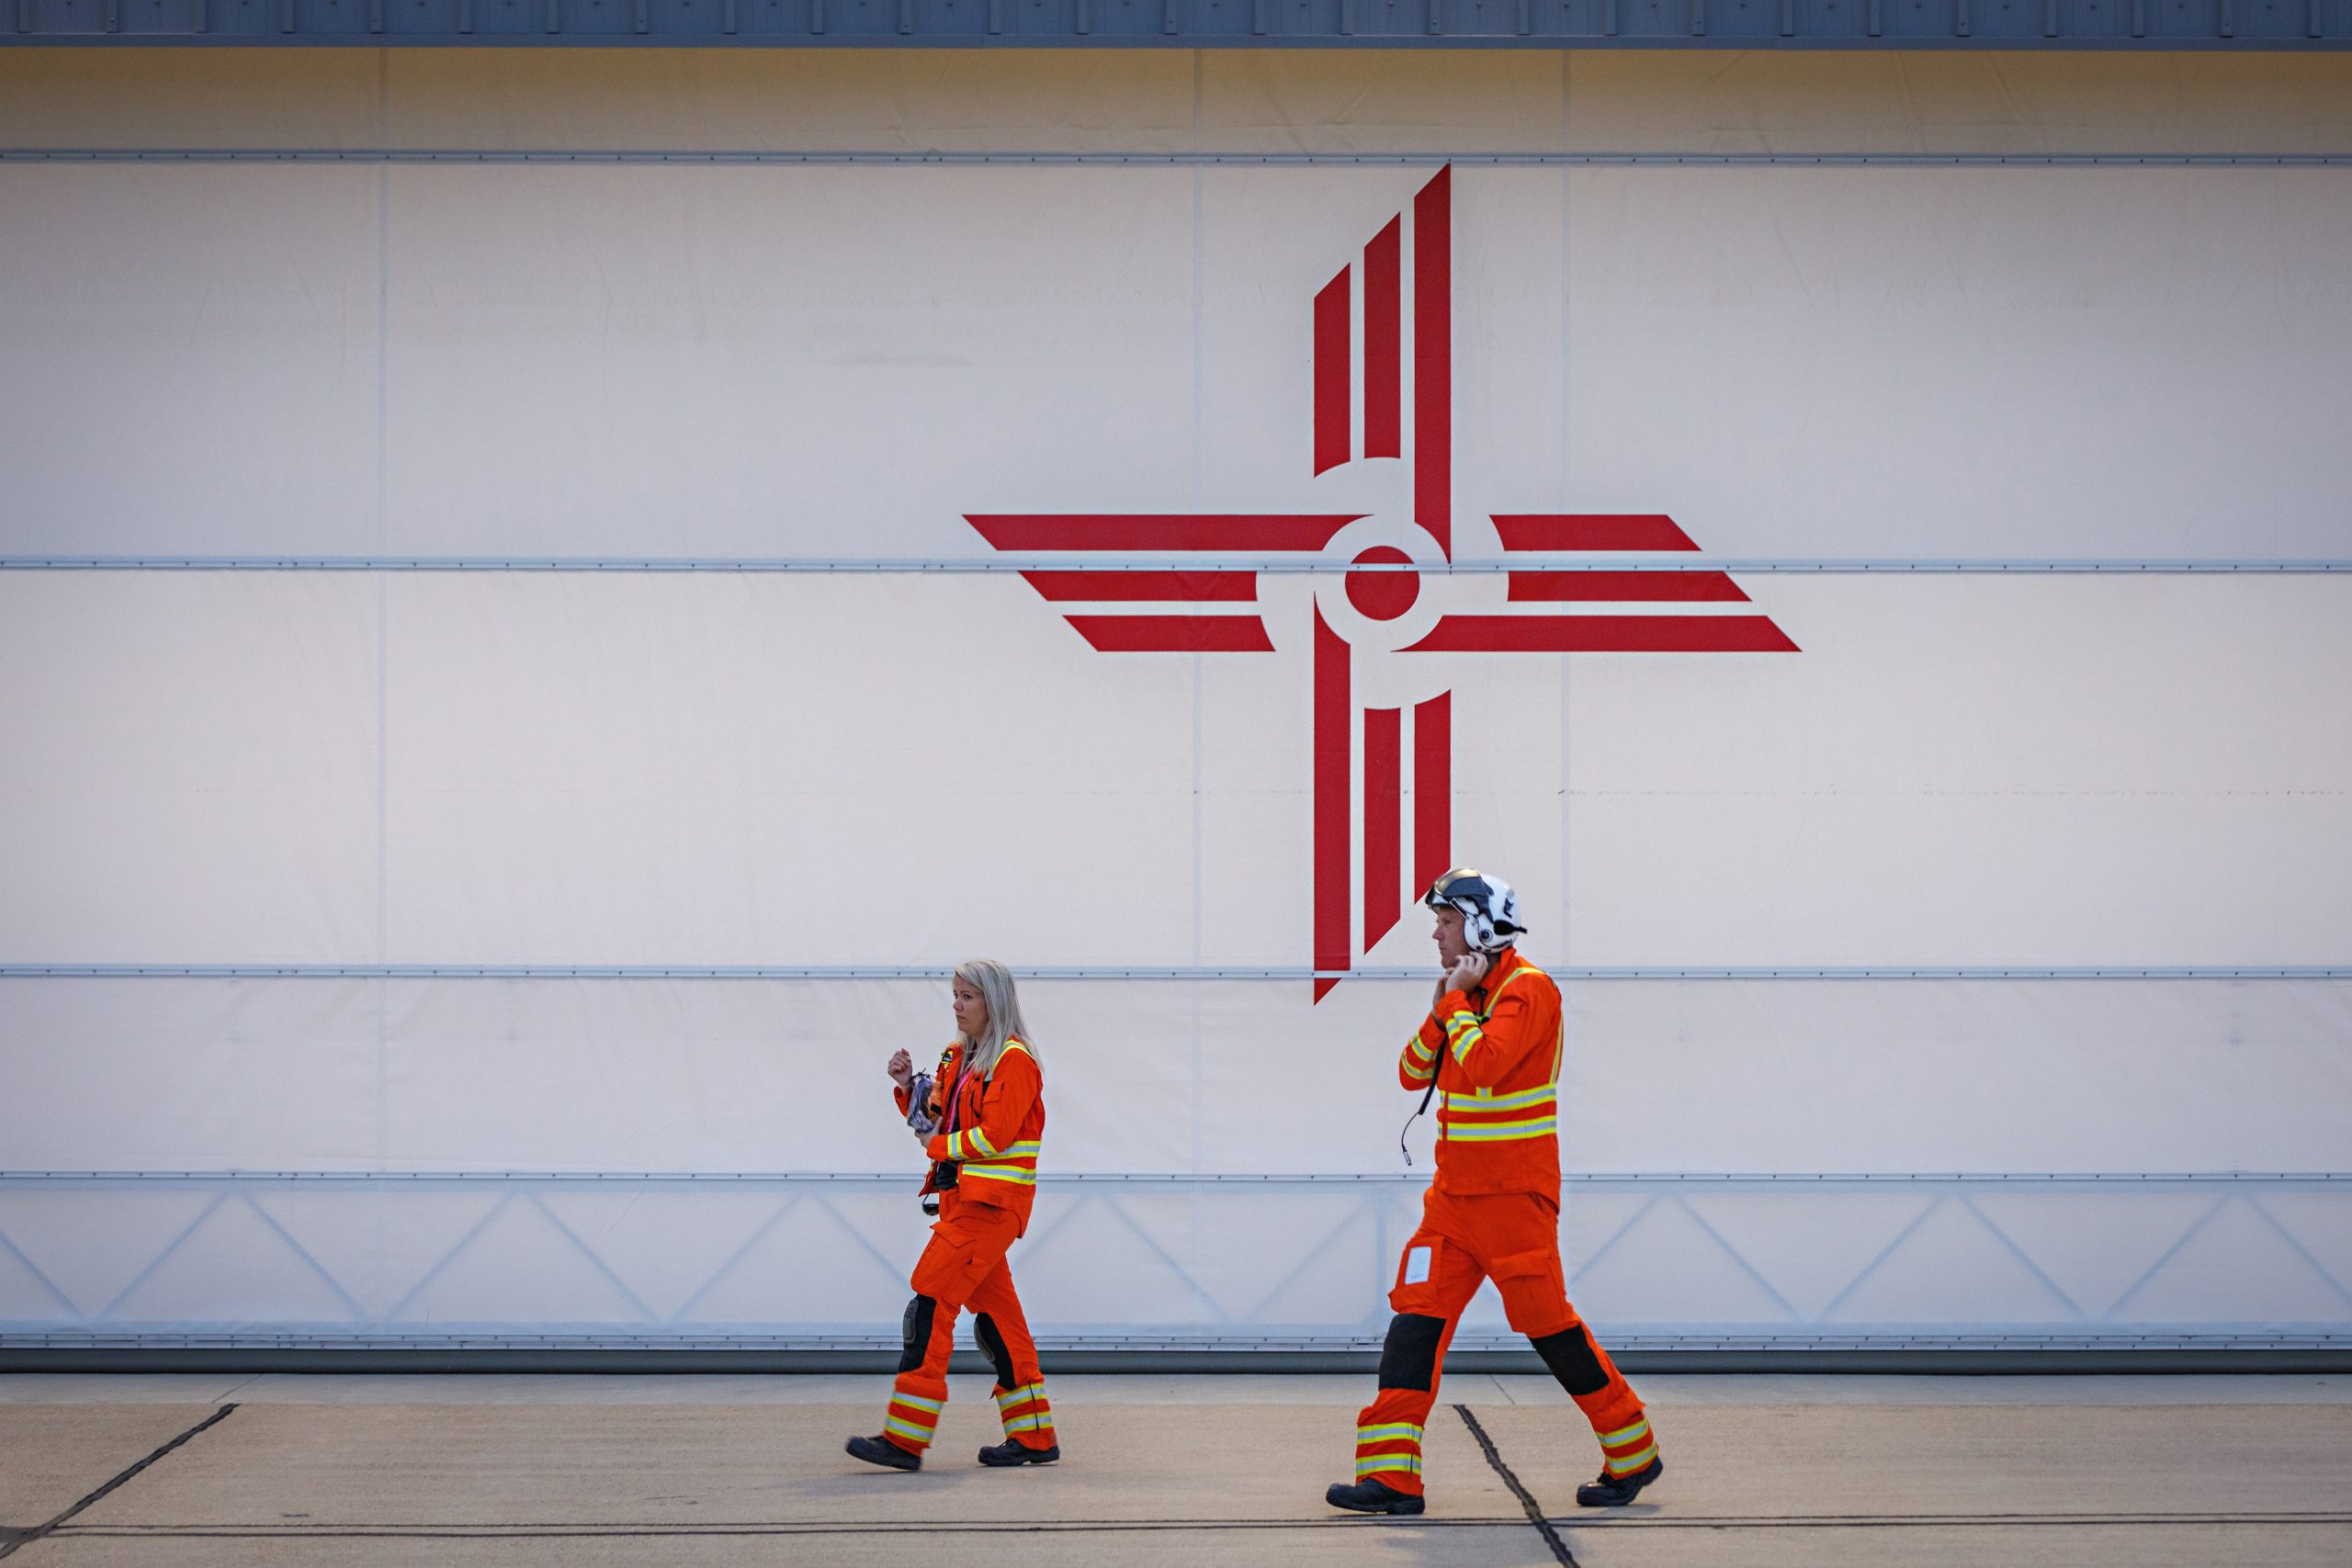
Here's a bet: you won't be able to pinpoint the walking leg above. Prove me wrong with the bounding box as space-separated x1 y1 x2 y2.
859 1206 1013 1462
1336 1216 1485 1507
1484 1193 1661 1504
970 1260 1057 1459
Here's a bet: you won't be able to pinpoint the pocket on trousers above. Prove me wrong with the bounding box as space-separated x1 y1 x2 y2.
1489 1247 1567 1330
911 1246 989 1302
1388 1236 1447 1315
910 1221 995 1302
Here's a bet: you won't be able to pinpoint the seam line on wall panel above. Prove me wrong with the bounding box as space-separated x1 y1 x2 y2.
4 964 2346 980
1186 71 1209 1338
372 57 393 1241
6 557 2350 574
3 1171 2343 1185
3 149 2349 167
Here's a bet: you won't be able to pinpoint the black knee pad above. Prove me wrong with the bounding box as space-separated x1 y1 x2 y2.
973 1312 1017 1391
1376 1313 1449 1392
1532 1325 1607 1396
898 1295 939 1374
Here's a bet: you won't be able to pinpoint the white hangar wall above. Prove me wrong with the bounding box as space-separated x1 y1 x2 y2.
1 51 2348 1355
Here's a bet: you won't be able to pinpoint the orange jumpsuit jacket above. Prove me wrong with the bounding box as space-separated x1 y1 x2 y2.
895 1038 1046 1232
1399 947 1564 1198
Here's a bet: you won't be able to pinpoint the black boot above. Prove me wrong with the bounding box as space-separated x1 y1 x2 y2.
978 1438 1060 1466
1575 1453 1662 1506
845 1433 922 1472
1325 1477 1426 1516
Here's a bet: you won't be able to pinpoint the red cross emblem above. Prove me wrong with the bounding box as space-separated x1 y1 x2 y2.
969 167 1796 1000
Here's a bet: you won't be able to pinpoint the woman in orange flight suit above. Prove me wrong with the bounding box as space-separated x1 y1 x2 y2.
846 958 1058 1472
1327 870 1663 1517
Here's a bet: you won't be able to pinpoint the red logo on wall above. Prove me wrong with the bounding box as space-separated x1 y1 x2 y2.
969 167 1795 1000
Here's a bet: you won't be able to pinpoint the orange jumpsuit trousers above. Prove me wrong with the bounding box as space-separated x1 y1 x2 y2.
881 1194 1056 1456
1353 1189 1654 1495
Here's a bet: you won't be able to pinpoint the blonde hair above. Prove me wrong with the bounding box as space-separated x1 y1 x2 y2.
954 958 1042 1082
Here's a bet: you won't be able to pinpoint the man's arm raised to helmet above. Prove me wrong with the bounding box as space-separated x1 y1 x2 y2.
1405 953 1483 1088
1430 972 1546 1090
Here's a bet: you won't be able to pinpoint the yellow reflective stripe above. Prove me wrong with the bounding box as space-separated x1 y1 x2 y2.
1356 1454 1422 1475
1442 1108 1558 1127
883 1416 934 1443
1486 964 1543 1003
965 1126 999 1158
960 1165 1038 1185
1355 1423 1423 1445
891 1391 944 1413
1442 1084 1557 1113
999 1039 1031 1060
1406 1035 1436 1060
1606 1442 1659 1475
1600 1417 1649 1447
1439 1116 1558 1141
1002 1413 1053 1434
1436 964 1551 1069
994 1142 1042 1157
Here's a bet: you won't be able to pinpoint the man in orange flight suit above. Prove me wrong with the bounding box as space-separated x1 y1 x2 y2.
1326 869 1664 1517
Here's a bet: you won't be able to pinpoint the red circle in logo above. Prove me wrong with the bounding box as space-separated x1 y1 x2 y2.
1344 547 1419 621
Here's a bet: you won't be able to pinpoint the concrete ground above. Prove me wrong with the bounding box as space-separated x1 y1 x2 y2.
3 1374 2348 1566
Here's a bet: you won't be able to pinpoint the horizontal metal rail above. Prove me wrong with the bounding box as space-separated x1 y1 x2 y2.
5 964 2346 980
4 150 2351 168
3 1169 2342 1184
4 555 2350 574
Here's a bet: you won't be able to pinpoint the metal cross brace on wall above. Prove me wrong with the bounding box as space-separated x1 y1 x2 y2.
2 1171 2346 1352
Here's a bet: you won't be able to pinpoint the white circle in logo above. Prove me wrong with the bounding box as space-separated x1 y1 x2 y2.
1310 516 1450 654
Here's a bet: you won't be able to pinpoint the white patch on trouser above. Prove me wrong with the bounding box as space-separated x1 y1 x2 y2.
1402 1246 1432 1286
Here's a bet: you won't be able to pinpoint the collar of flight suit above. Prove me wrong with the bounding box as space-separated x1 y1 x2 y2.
1461 944 1526 1017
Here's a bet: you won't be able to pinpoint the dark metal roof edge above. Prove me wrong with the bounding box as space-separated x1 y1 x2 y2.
3 36 2348 48
6 1344 2351 1373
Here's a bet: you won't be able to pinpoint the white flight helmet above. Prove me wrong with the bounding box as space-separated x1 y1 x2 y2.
1422 868 1526 955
